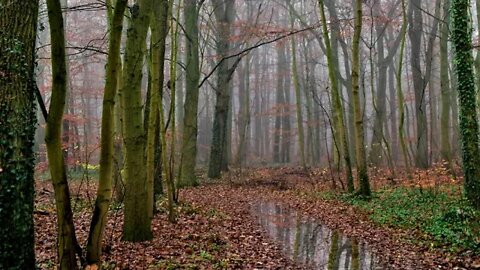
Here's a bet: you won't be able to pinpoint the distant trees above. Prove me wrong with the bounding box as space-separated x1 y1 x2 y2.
26 0 480 266
0 1 38 268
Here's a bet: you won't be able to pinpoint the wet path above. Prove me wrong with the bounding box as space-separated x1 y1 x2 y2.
251 201 383 270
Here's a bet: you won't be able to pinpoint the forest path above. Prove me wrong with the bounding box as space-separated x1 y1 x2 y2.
34 167 475 269
182 167 473 269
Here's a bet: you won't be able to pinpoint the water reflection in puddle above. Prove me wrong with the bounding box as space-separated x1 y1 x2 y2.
251 201 383 269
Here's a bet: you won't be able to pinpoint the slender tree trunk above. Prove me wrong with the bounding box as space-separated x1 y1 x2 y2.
352 0 370 196
86 0 127 265
0 1 38 268
290 10 306 168
179 0 201 187
282 46 292 164
318 0 354 192
389 64 399 162
273 45 285 163
408 0 429 168
45 0 83 268
146 0 169 220
440 0 452 166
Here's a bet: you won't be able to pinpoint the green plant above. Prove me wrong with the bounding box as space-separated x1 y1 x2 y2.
340 187 480 252
199 250 214 261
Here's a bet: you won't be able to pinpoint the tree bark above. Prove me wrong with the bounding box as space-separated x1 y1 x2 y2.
121 0 153 242
0 1 38 268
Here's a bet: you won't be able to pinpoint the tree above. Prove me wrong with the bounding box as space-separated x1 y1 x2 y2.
451 0 480 208
318 0 354 192
146 0 169 219
0 1 38 268
440 0 452 168
45 0 82 267
289 6 306 169
351 0 371 196
408 0 440 168
208 0 235 178
85 0 128 265
179 0 202 187
121 0 153 242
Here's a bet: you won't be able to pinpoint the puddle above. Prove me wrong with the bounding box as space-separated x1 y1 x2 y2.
251 201 383 269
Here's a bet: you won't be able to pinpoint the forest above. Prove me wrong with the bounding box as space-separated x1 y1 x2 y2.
1 0 480 269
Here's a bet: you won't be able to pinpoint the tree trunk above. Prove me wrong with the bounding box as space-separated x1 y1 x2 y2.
235 57 250 166
352 0 370 196
290 9 306 168
273 45 285 164
146 0 169 221
0 1 38 268
45 0 82 268
179 0 201 186
451 0 480 209
121 0 153 242
282 47 292 164
208 0 235 178
85 0 128 265
318 0 354 192
408 0 428 168
440 0 452 166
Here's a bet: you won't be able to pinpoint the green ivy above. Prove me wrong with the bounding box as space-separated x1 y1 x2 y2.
451 0 480 209
0 29 37 269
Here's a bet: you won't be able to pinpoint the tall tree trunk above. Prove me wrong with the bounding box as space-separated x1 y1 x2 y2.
282 47 292 164
389 64 399 162
208 0 235 178
179 0 201 187
290 9 306 168
235 57 250 166
352 0 371 196
0 1 38 268
45 0 83 268
86 0 128 265
408 0 428 168
451 0 480 209
146 0 169 221
398 0 411 171
440 0 452 166
121 0 153 242
303 42 316 165
369 2 388 166
318 0 354 192
273 45 285 164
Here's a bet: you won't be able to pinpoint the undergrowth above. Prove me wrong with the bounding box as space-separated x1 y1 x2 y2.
338 187 480 253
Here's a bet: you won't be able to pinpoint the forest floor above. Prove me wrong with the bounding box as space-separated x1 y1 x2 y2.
35 167 480 269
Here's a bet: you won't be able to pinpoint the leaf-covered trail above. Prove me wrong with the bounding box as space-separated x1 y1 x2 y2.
35 167 477 269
